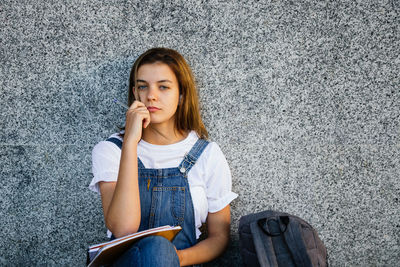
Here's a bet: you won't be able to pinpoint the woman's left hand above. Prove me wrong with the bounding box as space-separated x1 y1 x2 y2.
174 246 183 266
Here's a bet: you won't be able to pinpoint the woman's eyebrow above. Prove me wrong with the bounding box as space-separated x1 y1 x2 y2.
136 79 172 83
158 79 172 83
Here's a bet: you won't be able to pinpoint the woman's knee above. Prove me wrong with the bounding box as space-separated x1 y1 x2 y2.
113 245 140 267
134 236 180 266
136 235 176 254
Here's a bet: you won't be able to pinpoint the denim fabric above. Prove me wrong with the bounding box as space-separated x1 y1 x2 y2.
112 236 180 267
107 138 209 266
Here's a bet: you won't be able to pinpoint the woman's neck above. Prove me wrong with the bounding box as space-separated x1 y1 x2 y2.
141 124 188 145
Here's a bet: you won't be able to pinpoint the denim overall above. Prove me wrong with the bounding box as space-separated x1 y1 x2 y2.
106 137 209 266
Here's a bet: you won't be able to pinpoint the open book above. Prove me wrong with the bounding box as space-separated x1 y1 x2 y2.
87 225 182 267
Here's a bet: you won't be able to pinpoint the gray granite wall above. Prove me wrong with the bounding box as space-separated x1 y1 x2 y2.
1 0 399 266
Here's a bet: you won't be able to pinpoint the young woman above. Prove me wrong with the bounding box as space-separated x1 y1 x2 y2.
89 48 237 266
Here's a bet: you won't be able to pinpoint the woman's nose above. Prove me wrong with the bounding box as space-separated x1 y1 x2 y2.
147 85 158 101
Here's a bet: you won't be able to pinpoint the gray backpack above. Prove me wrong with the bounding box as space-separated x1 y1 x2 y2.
239 210 327 267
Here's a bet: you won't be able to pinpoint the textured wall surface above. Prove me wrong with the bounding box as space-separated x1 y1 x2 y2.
1 0 399 266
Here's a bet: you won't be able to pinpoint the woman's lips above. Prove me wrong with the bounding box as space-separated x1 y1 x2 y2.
147 106 160 112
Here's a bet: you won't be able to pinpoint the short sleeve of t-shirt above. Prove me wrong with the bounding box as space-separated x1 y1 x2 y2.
89 137 122 193
199 142 237 213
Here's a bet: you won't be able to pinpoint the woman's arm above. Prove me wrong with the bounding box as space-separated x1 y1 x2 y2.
99 101 151 238
176 205 231 266
99 140 141 238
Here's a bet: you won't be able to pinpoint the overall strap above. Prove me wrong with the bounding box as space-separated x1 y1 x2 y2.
106 137 122 149
106 137 145 169
178 139 209 174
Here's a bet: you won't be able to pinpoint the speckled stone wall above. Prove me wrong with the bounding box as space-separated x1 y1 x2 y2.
1 0 399 266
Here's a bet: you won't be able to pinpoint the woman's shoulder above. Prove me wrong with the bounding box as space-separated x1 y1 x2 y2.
107 131 124 142
186 132 224 156
92 132 124 154
198 139 228 166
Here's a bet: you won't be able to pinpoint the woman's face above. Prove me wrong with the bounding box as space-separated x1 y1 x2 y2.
135 62 180 127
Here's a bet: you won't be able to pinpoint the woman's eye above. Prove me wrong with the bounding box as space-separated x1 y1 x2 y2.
160 86 168 90
138 85 147 90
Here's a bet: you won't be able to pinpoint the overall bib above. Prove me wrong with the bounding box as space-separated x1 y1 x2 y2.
106 137 209 267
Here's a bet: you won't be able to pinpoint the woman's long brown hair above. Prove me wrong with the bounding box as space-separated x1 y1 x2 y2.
120 47 208 139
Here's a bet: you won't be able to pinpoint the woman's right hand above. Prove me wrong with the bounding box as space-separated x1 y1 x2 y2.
124 101 150 143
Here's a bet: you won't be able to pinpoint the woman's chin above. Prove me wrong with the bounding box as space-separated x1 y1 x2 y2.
148 115 176 126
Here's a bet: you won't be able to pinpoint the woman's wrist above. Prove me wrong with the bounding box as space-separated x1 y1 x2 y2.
176 249 184 266
122 136 139 148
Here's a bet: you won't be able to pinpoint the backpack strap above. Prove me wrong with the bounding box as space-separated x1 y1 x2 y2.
282 217 313 267
250 221 278 266
177 139 209 174
106 137 145 169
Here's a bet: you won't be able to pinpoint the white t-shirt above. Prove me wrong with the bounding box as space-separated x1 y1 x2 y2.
89 131 238 239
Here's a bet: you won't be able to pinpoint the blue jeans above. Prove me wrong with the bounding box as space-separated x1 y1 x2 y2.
112 236 180 267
